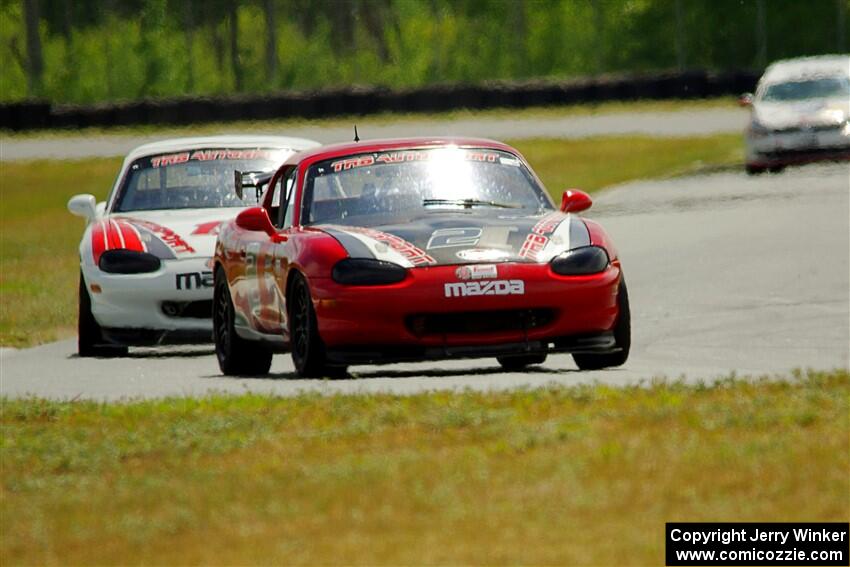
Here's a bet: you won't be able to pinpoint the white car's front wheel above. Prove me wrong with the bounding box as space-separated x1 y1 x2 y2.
78 272 127 357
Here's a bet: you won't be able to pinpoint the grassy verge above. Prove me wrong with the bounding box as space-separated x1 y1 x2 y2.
0 158 122 347
1 96 737 140
1 369 847 565
0 134 741 347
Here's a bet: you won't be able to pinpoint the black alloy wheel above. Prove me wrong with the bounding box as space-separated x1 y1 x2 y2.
288 273 346 378
77 271 127 357
213 267 272 376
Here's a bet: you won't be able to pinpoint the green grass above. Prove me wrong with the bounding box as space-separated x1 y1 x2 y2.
1 96 737 139
0 158 122 346
0 134 742 347
1 369 847 565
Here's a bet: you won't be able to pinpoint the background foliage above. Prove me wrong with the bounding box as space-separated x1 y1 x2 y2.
1 0 848 104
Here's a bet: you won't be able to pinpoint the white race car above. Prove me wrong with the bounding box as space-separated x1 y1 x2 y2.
742 54 850 174
68 135 320 356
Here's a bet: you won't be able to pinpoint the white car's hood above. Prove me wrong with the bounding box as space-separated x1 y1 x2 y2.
753 97 849 130
106 208 242 259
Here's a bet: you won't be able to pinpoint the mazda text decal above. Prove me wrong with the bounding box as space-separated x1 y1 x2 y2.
444 280 524 297
176 271 214 290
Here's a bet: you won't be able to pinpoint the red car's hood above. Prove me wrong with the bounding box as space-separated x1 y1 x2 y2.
316 210 590 267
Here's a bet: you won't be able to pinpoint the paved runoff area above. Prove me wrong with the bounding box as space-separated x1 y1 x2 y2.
0 108 746 161
2 161 847 400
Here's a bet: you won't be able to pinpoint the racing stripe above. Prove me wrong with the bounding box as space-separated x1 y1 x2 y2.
321 225 437 267
105 220 123 250
110 219 126 249
117 220 147 252
342 231 415 267
537 216 574 262
537 216 591 261
321 227 377 260
569 216 591 248
90 220 108 264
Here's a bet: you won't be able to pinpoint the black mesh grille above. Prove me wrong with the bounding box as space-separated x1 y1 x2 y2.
406 309 556 337
161 300 213 319
762 147 850 159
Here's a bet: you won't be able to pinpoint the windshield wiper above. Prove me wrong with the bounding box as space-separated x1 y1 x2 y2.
422 198 521 209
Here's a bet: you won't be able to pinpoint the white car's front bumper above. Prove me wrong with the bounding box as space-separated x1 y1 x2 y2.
83 257 214 345
745 123 850 166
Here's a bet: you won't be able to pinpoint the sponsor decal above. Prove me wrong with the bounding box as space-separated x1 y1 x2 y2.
344 226 436 266
120 218 196 254
329 150 503 173
444 279 525 298
519 212 565 261
150 149 276 168
455 264 498 280
191 220 224 236
175 270 214 290
456 248 511 262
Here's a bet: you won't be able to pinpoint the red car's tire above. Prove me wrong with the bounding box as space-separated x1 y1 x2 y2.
78 272 127 358
497 353 547 370
288 273 347 378
573 278 631 371
213 267 272 376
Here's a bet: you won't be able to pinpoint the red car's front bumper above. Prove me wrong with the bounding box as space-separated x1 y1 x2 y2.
310 261 622 363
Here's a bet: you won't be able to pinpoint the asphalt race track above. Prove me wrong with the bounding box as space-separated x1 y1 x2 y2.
0 107 746 161
2 161 847 400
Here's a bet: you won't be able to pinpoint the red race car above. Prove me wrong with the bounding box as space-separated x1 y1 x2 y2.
213 137 629 377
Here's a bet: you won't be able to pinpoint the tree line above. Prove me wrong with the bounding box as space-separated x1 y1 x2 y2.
2 0 847 104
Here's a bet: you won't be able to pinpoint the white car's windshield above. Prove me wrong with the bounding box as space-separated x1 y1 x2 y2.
113 148 287 212
761 76 850 102
302 148 551 226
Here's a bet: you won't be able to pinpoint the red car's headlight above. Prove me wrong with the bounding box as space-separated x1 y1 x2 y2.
331 258 407 285
550 246 609 275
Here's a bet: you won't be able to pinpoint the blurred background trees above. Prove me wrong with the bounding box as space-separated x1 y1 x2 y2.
1 0 848 103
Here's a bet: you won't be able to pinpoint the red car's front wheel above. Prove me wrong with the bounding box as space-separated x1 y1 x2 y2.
288 273 347 378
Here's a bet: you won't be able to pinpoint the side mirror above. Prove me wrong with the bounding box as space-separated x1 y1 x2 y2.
738 93 754 107
68 194 97 220
235 207 275 236
235 169 275 202
560 189 592 213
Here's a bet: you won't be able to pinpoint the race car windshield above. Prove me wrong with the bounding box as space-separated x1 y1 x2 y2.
302 148 551 226
112 148 287 212
761 76 850 102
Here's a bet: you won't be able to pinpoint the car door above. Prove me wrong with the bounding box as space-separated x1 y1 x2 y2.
265 166 300 339
250 166 297 336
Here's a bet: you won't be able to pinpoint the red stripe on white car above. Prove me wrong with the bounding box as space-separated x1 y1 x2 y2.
90 218 149 264
91 221 108 264
116 219 147 252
